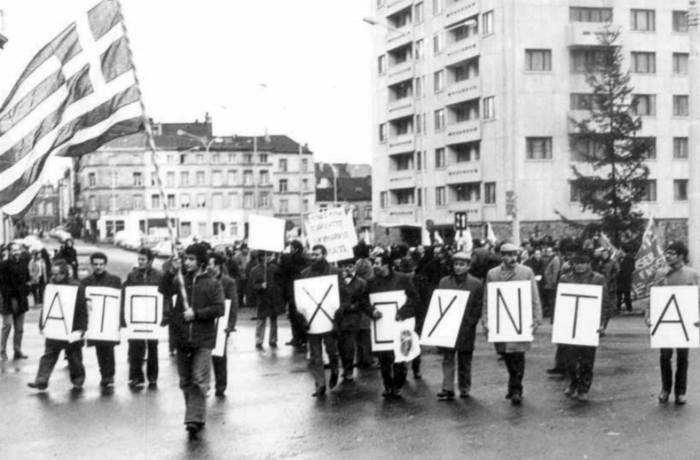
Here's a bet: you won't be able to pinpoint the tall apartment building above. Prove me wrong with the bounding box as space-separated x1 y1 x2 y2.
370 0 692 246
79 119 315 241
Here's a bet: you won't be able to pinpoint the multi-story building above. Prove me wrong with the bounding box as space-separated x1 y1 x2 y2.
24 184 59 234
79 118 315 241
370 0 692 246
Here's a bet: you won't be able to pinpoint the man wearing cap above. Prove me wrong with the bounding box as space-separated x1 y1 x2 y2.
645 241 700 405
558 250 609 402
436 252 483 400
482 242 542 405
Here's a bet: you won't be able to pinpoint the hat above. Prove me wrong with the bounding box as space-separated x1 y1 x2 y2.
500 243 519 253
452 251 471 261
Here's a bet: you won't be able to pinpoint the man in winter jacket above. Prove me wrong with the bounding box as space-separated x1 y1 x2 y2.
28 260 88 391
81 252 122 387
0 242 31 360
250 252 285 348
160 244 225 436
436 252 483 400
337 257 369 382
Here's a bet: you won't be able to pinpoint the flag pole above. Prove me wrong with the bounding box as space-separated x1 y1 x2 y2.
114 0 191 312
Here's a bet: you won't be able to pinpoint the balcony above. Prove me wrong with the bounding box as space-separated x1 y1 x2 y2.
567 22 607 47
388 135 415 155
446 38 479 67
387 99 415 120
446 162 481 184
446 79 480 106
387 170 416 189
385 0 413 17
446 120 481 145
387 61 414 86
448 202 482 222
388 207 416 221
445 1 479 27
386 29 412 52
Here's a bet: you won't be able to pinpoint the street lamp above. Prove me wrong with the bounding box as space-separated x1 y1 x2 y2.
176 129 222 153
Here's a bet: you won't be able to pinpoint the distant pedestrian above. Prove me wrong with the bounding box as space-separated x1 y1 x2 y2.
616 245 635 313
250 252 285 348
0 242 31 361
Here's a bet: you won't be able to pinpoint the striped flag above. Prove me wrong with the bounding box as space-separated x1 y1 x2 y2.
631 216 667 299
0 0 143 215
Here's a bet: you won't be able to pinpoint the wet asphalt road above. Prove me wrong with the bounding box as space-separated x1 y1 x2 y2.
2 241 700 459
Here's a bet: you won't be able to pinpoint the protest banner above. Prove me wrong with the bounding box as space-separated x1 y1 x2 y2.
552 284 603 347
631 217 667 299
370 290 406 352
124 286 165 340
249 214 286 253
294 275 340 334
487 281 533 343
41 284 79 342
212 299 232 358
421 290 470 348
85 286 121 343
305 208 358 263
649 286 700 349
393 318 420 363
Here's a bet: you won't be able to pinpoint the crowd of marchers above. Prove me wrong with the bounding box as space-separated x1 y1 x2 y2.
0 234 696 437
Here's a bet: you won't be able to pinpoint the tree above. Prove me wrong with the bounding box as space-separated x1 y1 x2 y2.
568 25 651 247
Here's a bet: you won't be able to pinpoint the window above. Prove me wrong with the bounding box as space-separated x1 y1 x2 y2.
635 137 656 159
525 50 551 71
302 159 309 172
364 206 372 219
570 137 605 161
280 159 288 172
417 188 422 207
433 32 445 54
260 170 270 186
151 194 160 209
434 109 445 131
415 39 424 60
180 172 189 186
279 199 289 214
674 137 688 159
229 223 238 237
259 154 268 164
227 170 237 185
150 173 157 187
212 154 220 163
416 151 423 170
196 154 204 164
228 192 239 208
570 49 607 73
378 55 387 74
454 183 480 202
244 193 254 209
674 180 688 201
133 172 142 186
570 93 597 111
433 0 443 15
673 11 689 32
243 154 253 164
243 171 253 186
631 52 656 73
485 182 496 204
633 95 656 116
482 11 494 34
415 114 422 134
212 171 223 186
395 189 415 205
380 191 388 209
302 178 309 191
393 117 413 135
303 199 309 212
436 186 446 206
44 203 53 216
631 9 655 32
674 95 689 116
196 194 206 208
89 196 96 211
180 194 190 208
570 182 582 202
414 2 423 23
435 148 446 168
280 179 288 192
198 222 207 237
379 123 388 142
483 96 495 120
394 154 414 171
88 173 96 187
640 180 657 201
196 171 206 185
133 195 143 210
166 172 175 187
454 142 480 162
212 194 223 209
673 53 689 75
167 194 176 208
415 76 423 97
569 7 612 23
434 70 445 92
167 154 175 163
526 137 553 160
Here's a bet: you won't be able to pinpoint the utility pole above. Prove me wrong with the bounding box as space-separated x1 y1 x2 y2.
688 1 700 268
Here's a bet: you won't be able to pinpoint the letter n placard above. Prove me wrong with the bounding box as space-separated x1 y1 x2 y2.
552 284 602 347
487 281 533 343
650 286 699 349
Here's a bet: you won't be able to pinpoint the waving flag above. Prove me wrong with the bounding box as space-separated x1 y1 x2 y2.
631 217 667 299
0 0 143 215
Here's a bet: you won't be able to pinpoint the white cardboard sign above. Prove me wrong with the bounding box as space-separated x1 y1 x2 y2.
124 286 165 340
41 284 79 342
305 208 358 263
393 318 421 363
650 286 700 349
552 283 603 347
421 289 471 348
85 286 122 343
212 299 231 357
248 215 286 253
370 290 407 352
294 275 340 334
487 281 534 343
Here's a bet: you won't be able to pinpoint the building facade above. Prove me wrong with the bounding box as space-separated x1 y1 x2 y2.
25 184 59 234
370 0 692 246
78 119 315 242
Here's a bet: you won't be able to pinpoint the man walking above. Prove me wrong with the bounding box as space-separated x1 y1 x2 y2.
0 242 31 360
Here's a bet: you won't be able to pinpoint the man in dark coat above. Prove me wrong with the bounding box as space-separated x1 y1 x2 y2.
277 240 309 348
436 252 483 400
0 242 31 360
250 252 285 348
28 260 88 391
81 252 122 387
616 245 635 313
160 244 225 436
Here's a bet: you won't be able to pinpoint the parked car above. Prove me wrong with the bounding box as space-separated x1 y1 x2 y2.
152 240 175 258
114 230 143 248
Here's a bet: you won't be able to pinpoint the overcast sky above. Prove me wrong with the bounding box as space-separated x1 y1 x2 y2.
0 0 375 180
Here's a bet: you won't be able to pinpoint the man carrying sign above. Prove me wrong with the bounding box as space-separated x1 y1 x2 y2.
645 242 700 405
81 252 122 388
28 261 88 391
436 252 483 401
482 243 542 406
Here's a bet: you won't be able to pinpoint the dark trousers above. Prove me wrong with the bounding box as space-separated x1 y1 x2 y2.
238 280 246 308
36 339 85 386
338 329 359 376
177 347 212 425
33 281 46 306
356 328 373 366
544 288 557 320
212 352 228 393
503 352 526 397
128 339 159 383
441 349 473 393
308 332 339 388
287 302 307 345
377 351 407 392
552 345 565 370
95 343 116 382
1 312 24 354
660 348 689 395
563 345 596 393
617 289 633 312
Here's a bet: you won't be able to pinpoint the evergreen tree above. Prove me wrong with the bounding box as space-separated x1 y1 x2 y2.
568 25 651 246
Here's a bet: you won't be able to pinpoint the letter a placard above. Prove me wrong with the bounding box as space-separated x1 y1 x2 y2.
487 281 533 343
421 289 470 348
85 287 121 343
552 284 602 347
294 276 340 334
41 284 78 341
650 286 699 349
